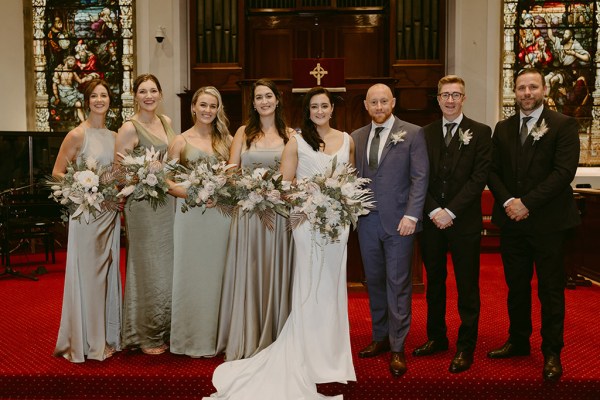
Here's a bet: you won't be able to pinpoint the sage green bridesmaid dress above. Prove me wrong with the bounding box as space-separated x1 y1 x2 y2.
121 115 176 351
215 142 295 360
170 140 231 357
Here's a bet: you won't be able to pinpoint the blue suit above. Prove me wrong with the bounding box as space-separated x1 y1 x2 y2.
352 115 429 351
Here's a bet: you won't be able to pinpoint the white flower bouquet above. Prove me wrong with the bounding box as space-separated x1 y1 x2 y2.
286 157 375 242
46 157 120 223
116 146 179 210
172 157 237 214
231 165 289 230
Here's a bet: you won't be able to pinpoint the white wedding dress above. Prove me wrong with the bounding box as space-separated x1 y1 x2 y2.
205 132 355 399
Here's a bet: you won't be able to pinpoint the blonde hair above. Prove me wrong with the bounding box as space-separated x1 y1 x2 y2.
191 86 231 161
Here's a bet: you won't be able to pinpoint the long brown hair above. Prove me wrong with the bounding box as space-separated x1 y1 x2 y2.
300 87 332 152
244 79 289 149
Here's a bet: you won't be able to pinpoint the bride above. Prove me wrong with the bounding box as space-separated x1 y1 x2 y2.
204 86 356 399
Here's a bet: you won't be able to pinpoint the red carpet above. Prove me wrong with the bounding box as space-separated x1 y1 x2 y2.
1 249 599 399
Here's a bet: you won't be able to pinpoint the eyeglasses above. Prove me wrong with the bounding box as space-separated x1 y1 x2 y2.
438 92 464 101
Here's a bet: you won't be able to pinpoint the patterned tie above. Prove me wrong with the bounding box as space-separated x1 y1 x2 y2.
368 126 385 170
520 116 532 145
444 122 456 147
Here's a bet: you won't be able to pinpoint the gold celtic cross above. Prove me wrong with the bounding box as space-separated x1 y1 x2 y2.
309 63 328 85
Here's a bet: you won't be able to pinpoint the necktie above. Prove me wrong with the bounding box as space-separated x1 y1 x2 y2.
444 122 456 147
520 116 532 145
368 126 384 170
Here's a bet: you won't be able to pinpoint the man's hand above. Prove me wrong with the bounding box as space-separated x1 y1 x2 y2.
397 217 416 236
505 198 529 221
431 209 454 229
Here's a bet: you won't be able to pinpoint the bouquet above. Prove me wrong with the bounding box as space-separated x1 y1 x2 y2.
46 157 120 223
172 157 237 213
116 146 179 210
231 165 289 230
286 157 375 242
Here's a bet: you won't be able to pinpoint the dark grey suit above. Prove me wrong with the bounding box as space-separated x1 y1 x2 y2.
352 116 429 351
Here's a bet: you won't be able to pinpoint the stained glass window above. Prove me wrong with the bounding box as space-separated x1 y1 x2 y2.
31 0 134 132
502 0 600 166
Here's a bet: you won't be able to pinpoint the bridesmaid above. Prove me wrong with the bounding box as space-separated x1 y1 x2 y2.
168 86 232 357
115 73 177 355
216 79 295 360
53 79 121 362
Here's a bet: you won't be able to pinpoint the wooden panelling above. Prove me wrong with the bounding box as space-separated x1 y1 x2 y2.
338 27 385 77
249 29 294 78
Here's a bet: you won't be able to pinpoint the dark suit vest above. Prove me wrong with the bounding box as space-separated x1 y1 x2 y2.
429 134 460 208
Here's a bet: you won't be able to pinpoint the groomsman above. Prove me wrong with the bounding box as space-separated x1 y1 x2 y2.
487 68 580 381
413 75 491 373
351 84 429 377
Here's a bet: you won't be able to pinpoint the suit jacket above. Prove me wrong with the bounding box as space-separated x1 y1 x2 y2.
352 116 429 235
423 116 492 234
488 107 580 233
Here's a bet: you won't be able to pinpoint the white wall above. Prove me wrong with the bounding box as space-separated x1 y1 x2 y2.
0 0 27 130
447 0 502 129
135 0 189 133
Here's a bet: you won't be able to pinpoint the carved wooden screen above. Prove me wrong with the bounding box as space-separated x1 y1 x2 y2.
502 0 600 165
31 0 134 132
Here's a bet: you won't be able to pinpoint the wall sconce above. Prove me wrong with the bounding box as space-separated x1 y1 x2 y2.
155 26 166 43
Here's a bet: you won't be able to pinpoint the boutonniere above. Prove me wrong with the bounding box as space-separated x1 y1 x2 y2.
458 128 473 149
388 130 407 146
530 119 549 144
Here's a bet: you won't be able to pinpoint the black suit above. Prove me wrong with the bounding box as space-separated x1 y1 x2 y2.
421 116 492 353
488 107 580 356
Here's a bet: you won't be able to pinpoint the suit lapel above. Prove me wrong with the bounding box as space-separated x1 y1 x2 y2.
356 126 370 174
449 118 469 173
378 117 401 169
429 120 443 176
508 115 520 173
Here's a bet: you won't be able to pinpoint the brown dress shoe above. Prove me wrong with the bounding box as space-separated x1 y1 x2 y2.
390 352 407 377
449 351 474 373
487 342 530 359
543 355 563 382
358 339 390 358
412 339 449 357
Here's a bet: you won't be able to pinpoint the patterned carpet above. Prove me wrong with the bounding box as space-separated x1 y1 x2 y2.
0 250 599 399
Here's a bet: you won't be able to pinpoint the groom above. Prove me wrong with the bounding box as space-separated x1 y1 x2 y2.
351 83 429 377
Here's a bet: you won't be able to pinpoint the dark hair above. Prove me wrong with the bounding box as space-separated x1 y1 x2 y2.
301 87 333 152
133 73 163 95
83 79 111 111
244 79 289 149
515 67 545 85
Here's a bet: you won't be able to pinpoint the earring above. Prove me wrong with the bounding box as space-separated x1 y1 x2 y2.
192 111 196 116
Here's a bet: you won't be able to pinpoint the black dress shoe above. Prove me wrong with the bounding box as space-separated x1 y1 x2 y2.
412 339 449 357
449 351 474 373
487 342 530 359
543 355 563 382
358 339 390 358
390 352 407 377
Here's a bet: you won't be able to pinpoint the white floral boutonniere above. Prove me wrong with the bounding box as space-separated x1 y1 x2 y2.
458 128 473 149
388 130 407 146
530 118 549 144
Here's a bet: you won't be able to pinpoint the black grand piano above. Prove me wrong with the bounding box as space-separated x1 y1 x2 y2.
0 131 65 280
